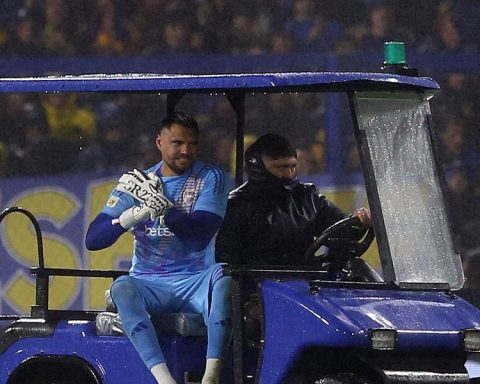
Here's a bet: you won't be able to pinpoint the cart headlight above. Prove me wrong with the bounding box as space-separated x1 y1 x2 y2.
463 329 480 352
368 328 397 350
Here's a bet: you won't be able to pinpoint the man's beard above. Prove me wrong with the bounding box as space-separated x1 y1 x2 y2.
165 157 193 175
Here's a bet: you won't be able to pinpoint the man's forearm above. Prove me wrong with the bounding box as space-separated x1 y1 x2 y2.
164 208 222 251
85 213 126 250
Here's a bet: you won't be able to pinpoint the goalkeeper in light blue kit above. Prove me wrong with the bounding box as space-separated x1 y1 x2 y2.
86 112 232 384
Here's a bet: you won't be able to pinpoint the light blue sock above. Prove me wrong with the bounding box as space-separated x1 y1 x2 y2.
206 275 232 359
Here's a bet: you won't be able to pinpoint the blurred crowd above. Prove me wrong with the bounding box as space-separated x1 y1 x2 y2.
0 0 479 57
0 0 479 283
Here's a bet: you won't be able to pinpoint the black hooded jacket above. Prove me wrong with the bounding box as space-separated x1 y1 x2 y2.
215 169 347 266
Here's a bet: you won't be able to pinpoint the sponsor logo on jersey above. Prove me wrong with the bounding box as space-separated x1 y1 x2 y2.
145 225 174 237
106 196 119 208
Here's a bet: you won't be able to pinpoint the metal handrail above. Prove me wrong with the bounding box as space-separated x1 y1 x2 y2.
0 206 45 268
1 206 128 319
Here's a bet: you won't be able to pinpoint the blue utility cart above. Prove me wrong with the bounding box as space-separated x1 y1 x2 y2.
1 64 480 384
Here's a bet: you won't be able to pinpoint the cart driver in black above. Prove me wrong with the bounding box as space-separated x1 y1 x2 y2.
215 133 372 267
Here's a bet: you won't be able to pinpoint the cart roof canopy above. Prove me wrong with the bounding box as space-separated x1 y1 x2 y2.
0 72 439 93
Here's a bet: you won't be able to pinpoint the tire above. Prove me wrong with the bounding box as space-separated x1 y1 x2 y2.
8 359 101 384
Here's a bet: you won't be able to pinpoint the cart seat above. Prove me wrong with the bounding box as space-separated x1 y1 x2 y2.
96 311 207 337
96 290 207 337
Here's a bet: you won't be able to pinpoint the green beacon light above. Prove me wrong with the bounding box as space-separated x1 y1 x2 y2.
384 41 406 65
381 41 417 76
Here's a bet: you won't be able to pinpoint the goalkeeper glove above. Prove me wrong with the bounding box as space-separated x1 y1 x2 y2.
112 192 173 230
115 169 163 203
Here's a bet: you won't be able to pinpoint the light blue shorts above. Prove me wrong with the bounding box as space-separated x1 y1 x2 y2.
112 263 226 322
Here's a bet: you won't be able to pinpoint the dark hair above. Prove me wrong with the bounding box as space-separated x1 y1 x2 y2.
160 111 199 134
245 133 297 160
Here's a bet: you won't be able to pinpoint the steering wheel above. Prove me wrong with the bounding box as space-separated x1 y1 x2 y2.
303 216 375 265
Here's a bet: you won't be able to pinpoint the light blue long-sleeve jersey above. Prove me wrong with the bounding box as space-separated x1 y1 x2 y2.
101 160 230 277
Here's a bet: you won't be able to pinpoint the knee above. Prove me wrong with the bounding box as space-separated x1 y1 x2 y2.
213 276 232 302
110 276 141 305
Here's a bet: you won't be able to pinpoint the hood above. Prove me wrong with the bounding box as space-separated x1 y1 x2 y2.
261 280 480 350
245 154 299 198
